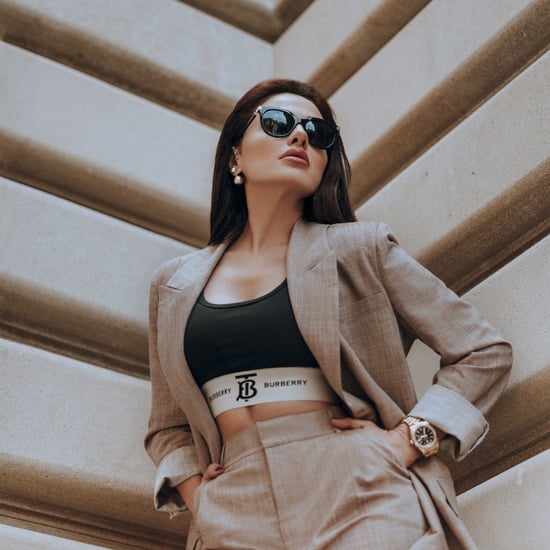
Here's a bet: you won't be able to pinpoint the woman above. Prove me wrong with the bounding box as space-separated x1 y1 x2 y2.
145 79 512 549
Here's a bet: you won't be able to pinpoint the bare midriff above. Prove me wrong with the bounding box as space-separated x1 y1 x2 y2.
215 400 333 442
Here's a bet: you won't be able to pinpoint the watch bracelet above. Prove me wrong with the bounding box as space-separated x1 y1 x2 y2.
401 415 439 457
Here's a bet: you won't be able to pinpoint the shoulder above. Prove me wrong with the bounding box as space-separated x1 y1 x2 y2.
150 246 216 287
326 220 397 251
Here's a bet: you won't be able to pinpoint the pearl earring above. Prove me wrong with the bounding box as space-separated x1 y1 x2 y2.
230 166 244 185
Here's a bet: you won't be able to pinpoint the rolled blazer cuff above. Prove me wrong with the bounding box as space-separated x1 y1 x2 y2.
410 384 489 461
154 447 201 516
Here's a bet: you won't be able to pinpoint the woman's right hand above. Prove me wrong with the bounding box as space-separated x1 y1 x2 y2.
176 463 224 511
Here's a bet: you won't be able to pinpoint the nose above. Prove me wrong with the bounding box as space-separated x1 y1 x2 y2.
287 123 308 147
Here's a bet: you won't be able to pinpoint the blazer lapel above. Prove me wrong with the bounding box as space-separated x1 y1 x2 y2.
156 219 344 462
287 220 344 400
157 243 228 461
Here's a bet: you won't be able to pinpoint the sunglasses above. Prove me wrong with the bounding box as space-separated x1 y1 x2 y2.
247 106 339 149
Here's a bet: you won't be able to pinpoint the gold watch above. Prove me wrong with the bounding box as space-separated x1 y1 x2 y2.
402 416 439 457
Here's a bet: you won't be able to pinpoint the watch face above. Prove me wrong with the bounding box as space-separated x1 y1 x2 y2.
414 425 436 447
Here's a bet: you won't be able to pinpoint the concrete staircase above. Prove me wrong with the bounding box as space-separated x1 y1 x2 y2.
1 1 548 548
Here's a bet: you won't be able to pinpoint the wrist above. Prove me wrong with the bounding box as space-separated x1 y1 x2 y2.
401 416 440 458
393 423 422 461
176 474 202 509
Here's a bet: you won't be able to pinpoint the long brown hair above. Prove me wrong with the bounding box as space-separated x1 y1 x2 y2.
209 79 356 245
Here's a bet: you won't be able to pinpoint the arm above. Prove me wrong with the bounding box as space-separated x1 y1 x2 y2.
375 223 512 460
144 269 201 514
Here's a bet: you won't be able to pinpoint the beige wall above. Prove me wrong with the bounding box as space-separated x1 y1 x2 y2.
0 1 548 548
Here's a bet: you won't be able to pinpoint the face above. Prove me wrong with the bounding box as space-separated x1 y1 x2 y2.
231 93 329 199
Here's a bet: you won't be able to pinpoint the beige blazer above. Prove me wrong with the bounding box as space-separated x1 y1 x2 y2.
145 219 512 547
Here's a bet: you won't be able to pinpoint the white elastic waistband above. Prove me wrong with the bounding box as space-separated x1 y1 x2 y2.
201 367 338 417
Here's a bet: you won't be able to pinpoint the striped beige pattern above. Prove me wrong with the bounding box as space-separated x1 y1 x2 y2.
147 219 511 548
187 407 450 550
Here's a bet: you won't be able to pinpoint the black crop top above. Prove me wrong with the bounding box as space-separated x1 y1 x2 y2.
184 280 319 387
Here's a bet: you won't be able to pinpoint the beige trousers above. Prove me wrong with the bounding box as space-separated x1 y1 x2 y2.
186 406 450 549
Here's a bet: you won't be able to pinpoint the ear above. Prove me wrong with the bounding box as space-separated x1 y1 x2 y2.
229 146 241 171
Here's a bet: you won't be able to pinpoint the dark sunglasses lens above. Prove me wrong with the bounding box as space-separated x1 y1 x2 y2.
305 119 336 149
261 109 294 137
260 108 336 149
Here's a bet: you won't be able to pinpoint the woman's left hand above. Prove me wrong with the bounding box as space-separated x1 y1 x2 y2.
331 417 421 468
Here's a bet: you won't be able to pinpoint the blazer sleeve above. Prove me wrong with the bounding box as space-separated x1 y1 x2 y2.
374 223 513 461
144 265 201 515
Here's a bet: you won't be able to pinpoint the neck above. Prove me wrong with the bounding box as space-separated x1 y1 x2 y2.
236 190 303 253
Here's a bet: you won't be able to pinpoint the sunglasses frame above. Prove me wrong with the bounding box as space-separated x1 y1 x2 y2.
246 105 339 150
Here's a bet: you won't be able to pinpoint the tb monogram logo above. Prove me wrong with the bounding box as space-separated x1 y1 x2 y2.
236 373 258 402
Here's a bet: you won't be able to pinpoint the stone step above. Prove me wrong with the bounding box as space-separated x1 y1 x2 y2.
0 338 186 549
275 0 430 96
0 177 192 376
357 51 550 293
0 0 272 127
458 450 550 550
331 0 549 205
0 41 216 246
182 0 313 42
0 524 107 550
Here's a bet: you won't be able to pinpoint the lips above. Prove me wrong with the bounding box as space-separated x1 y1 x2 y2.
280 148 309 165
